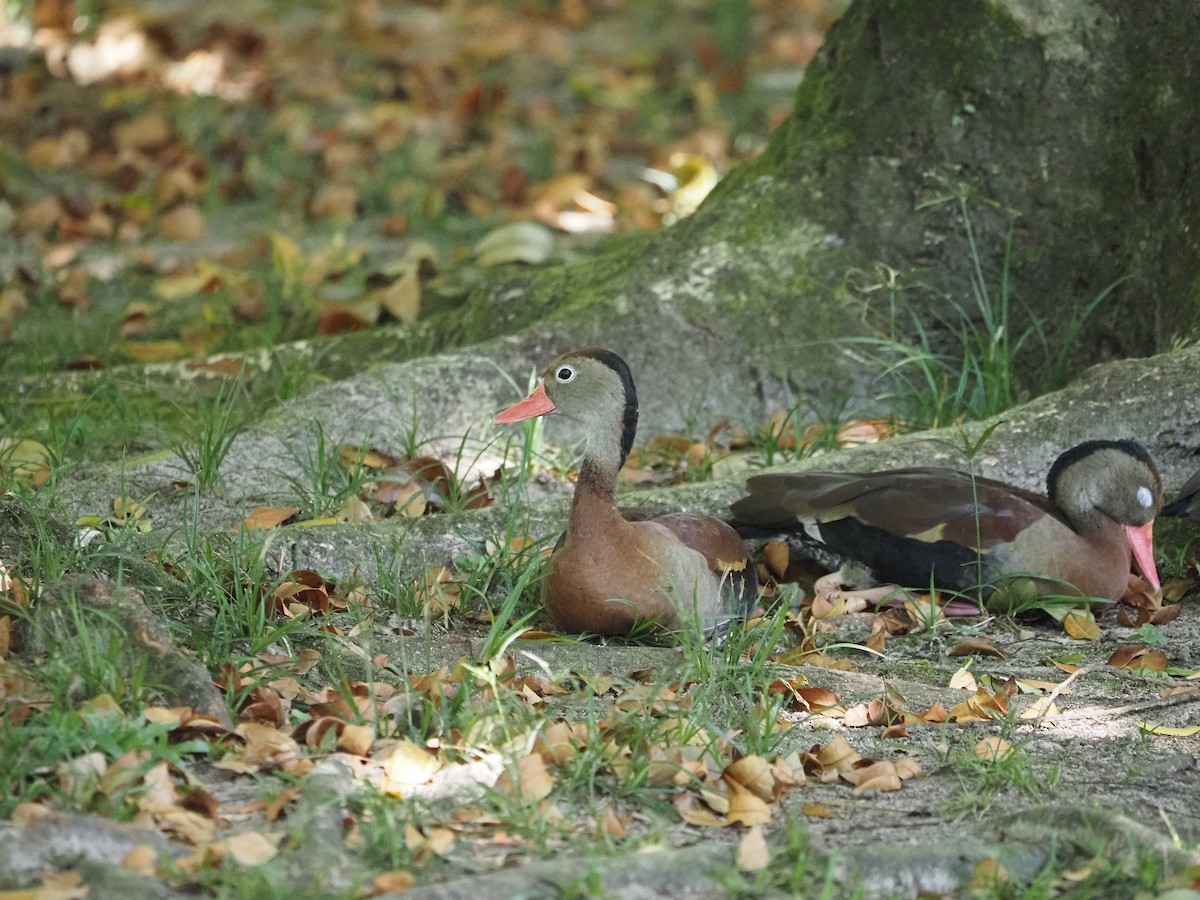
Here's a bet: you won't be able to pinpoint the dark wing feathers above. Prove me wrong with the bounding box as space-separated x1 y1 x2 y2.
1163 467 1200 518
728 473 835 528
733 468 1061 593
814 516 987 592
734 468 1058 553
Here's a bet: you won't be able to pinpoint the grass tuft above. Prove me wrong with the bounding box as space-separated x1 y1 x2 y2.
171 373 250 493
849 200 1121 430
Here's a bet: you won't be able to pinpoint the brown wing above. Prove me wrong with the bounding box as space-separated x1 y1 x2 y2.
651 512 751 573
734 468 1059 552
648 511 758 623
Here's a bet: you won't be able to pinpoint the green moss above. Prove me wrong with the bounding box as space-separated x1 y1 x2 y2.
878 656 943 681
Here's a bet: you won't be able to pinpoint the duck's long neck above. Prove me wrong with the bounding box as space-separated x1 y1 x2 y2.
576 439 624 505
573 376 638 509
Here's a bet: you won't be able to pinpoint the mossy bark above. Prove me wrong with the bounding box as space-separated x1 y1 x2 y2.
718 0 1200 364
452 0 1200 396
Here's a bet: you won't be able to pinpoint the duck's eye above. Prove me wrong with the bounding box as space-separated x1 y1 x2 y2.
1136 485 1155 508
555 365 576 383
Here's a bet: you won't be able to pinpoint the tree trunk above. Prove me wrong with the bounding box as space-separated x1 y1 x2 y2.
443 0 1200 424
723 0 1200 359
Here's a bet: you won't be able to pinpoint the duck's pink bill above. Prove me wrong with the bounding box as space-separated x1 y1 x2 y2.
494 382 556 424
1125 520 1160 592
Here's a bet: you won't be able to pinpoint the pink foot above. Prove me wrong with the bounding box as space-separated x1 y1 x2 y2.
813 570 980 616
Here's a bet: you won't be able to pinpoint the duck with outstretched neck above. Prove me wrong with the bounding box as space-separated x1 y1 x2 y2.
495 348 757 636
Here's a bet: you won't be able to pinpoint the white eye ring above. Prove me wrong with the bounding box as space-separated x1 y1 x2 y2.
554 365 576 384
1136 486 1154 508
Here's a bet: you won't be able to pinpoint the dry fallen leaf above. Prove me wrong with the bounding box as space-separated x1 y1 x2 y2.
371 871 417 894
26 128 90 169
969 858 1011 892
219 831 280 866
1020 696 1060 721
1108 643 1167 673
379 739 442 793
1061 607 1100 640
814 734 860 774
114 111 173 151
372 266 421 323
948 664 978 692
272 569 331 617
835 417 893 446
1139 722 1200 737
494 753 555 806
309 182 359 220
646 745 709 786
405 824 456 862
123 340 189 362
848 761 903 794
948 636 1006 659
725 779 773 826
811 592 867 619
791 686 842 715
0 438 52 485
122 843 160 876
338 723 375 756
773 649 855 671
158 204 206 241
0 284 29 323
19 869 89 900
762 541 790 580
724 755 776 802
597 806 628 839
215 721 305 775
475 220 555 266
416 566 461 615
974 736 1014 761
759 410 798 450
673 792 728 827
903 594 944 631
335 496 373 523
239 506 299 530
949 686 1009 722
737 824 770 871
802 802 838 819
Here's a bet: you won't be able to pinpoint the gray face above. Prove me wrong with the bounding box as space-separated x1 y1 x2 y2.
1051 444 1162 529
542 352 638 470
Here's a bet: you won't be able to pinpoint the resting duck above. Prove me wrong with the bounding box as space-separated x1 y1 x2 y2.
1163 466 1200 519
731 440 1162 604
494 348 757 636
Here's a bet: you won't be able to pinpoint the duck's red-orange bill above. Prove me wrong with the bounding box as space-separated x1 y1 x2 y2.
494 382 556 424
1126 520 1160 592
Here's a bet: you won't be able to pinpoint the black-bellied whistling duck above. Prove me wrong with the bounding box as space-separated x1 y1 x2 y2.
731 440 1162 604
494 349 757 636
1163 467 1200 519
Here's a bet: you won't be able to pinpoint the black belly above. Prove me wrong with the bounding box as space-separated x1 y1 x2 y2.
816 517 993 593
